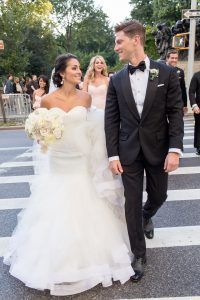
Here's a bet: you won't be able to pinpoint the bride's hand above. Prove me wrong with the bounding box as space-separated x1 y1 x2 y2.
109 160 123 175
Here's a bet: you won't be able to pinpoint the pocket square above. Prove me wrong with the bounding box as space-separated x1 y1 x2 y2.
157 84 165 87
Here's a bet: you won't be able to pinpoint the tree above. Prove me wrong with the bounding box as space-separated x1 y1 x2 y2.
51 0 95 52
130 0 153 25
0 0 58 76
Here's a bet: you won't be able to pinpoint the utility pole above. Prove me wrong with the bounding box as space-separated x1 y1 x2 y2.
187 0 197 110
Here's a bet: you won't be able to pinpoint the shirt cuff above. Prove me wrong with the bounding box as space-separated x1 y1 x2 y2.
169 148 183 157
192 104 198 109
109 156 119 162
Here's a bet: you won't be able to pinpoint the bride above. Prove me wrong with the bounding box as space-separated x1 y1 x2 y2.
3 53 134 296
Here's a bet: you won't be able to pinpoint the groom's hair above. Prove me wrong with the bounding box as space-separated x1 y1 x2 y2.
114 20 146 46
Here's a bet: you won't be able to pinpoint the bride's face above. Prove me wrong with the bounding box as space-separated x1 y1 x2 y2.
62 58 82 85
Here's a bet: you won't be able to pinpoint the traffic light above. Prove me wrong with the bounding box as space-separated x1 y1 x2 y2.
172 33 189 50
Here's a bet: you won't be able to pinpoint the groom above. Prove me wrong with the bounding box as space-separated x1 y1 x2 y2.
105 20 184 282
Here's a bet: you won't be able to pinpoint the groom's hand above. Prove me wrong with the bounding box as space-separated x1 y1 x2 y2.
109 160 123 175
164 152 180 172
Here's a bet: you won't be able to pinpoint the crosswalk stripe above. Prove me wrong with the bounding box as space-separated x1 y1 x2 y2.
0 175 34 184
0 188 199 211
183 135 194 140
1 153 199 169
184 144 194 149
0 225 199 257
182 153 199 158
143 189 200 201
0 166 200 184
0 147 31 151
184 130 194 134
171 166 200 175
0 198 29 210
125 297 200 300
146 225 200 248
0 161 35 168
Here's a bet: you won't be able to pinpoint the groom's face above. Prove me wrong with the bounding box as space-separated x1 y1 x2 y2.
114 31 138 62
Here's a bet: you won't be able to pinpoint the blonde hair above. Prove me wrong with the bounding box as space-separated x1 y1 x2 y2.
86 55 108 81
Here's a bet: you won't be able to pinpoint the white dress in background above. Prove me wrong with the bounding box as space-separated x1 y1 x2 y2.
88 84 107 109
3 106 133 296
33 95 42 109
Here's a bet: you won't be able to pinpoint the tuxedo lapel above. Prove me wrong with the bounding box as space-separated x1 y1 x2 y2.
141 60 159 122
121 66 140 121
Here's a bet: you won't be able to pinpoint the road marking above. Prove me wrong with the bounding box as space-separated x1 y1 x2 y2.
0 147 31 151
125 297 200 300
170 166 200 175
1 226 199 257
143 189 200 201
0 166 200 184
0 175 34 184
0 198 29 210
146 225 200 248
0 161 35 168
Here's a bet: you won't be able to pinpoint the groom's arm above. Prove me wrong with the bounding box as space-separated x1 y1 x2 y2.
105 76 120 158
166 67 184 151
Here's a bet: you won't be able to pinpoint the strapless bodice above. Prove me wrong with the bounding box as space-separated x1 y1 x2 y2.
88 84 107 109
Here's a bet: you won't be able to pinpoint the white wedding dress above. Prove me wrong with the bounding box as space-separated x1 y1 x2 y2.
4 106 134 296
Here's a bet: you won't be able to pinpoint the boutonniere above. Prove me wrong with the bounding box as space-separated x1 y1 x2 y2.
149 69 159 81
177 70 181 74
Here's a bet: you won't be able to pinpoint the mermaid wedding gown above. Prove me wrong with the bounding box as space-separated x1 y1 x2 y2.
3 106 134 296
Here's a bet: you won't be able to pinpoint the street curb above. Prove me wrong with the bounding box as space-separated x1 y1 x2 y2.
0 126 25 130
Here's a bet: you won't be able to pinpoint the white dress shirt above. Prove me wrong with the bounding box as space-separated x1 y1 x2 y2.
109 56 182 162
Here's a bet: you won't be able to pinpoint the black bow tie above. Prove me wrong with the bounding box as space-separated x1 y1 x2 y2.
128 61 146 74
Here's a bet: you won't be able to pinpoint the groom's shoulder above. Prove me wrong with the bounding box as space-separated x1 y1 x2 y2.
152 59 174 74
111 65 127 80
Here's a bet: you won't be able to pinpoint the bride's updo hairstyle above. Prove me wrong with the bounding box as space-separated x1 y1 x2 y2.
53 53 78 87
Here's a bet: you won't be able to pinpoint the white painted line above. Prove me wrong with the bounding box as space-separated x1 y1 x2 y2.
0 237 10 257
17 152 33 158
146 225 200 248
182 153 200 158
183 135 193 140
170 166 200 175
0 147 31 151
143 189 200 202
125 297 200 300
1 226 199 257
184 130 194 134
0 198 29 210
184 144 194 149
0 175 34 184
0 161 35 168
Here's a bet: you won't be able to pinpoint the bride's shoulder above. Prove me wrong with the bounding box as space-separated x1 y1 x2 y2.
78 90 92 108
40 92 56 109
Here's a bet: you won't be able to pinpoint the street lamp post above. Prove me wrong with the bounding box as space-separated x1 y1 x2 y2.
187 0 197 110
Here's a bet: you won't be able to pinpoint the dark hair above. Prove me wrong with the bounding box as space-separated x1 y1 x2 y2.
52 53 78 87
38 75 49 95
166 49 179 59
114 20 146 46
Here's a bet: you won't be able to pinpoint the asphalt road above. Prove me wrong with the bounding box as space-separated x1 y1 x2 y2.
0 116 199 300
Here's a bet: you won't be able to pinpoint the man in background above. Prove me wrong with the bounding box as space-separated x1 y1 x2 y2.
166 49 188 114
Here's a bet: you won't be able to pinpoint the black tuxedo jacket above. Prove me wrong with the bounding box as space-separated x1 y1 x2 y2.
189 71 200 107
175 67 187 107
105 60 184 166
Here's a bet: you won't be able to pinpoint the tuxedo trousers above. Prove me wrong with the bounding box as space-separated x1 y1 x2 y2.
121 150 168 258
194 113 200 148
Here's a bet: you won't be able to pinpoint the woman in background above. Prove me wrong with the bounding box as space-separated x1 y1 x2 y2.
82 55 109 109
32 75 49 109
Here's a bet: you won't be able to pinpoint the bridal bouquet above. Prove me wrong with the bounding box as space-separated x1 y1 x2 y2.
25 108 64 152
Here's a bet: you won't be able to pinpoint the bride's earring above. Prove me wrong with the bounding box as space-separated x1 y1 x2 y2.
61 77 64 85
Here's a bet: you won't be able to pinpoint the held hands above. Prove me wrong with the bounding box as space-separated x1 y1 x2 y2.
109 160 123 175
164 152 180 173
